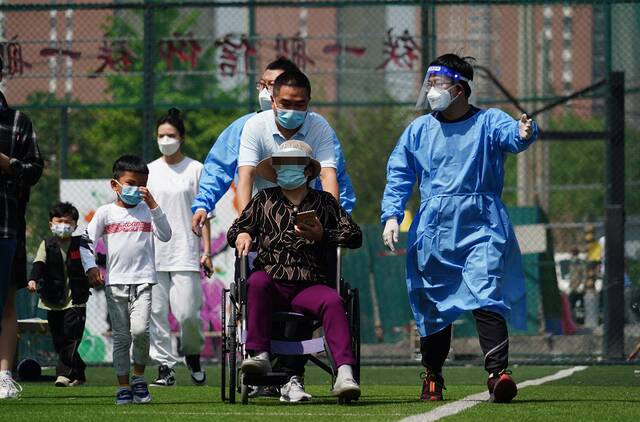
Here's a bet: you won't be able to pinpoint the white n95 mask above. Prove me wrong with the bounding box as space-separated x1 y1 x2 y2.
158 136 181 156
258 88 273 111
427 86 455 111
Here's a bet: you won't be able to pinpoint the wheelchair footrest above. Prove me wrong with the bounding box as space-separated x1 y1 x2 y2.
271 337 325 355
242 372 289 386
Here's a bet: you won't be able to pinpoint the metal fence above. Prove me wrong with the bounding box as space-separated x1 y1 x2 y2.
5 1 639 365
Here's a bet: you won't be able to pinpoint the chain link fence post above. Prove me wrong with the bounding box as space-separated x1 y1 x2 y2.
604 71 625 359
142 0 156 161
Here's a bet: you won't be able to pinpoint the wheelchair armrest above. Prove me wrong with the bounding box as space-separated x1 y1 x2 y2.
233 253 250 306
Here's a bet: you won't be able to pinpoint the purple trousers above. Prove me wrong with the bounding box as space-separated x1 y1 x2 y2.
245 271 355 367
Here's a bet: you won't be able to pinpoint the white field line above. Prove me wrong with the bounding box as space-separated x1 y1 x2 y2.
398 365 588 422
118 412 404 417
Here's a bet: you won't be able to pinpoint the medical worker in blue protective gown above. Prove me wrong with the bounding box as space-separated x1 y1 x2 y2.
190 58 355 403
380 54 537 403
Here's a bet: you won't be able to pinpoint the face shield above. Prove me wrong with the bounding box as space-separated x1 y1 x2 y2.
415 65 472 110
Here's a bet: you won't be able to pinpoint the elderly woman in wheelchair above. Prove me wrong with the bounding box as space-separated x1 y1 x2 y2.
227 140 362 401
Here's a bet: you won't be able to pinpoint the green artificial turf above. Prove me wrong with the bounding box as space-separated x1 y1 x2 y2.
454 366 640 422
1 365 638 421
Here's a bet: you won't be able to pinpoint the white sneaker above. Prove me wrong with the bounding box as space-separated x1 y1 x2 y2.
0 376 23 399
190 371 206 386
55 376 71 387
241 352 271 375
331 366 361 400
280 376 312 403
185 355 206 386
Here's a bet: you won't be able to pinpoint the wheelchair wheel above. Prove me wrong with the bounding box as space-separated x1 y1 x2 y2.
351 288 361 385
345 284 361 383
333 285 361 405
342 285 360 405
220 289 228 402
228 302 238 404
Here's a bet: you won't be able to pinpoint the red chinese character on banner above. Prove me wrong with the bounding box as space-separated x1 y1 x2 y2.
322 42 366 57
159 32 202 71
274 33 315 71
214 33 256 77
39 47 82 60
90 40 135 78
376 28 420 70
0 35 32 76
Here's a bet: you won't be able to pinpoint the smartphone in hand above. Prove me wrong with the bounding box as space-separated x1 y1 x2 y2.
295 210 317 226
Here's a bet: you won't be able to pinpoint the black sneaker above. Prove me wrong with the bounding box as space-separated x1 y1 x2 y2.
248 385 281 398
420 371 446 401
151 364 176 387
185 354 206 386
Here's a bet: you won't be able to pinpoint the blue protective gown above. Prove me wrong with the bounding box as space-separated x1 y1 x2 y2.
192 112 356 214
380 107 538 337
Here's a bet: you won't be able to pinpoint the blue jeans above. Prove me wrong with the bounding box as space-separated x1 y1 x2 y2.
0 238 17 332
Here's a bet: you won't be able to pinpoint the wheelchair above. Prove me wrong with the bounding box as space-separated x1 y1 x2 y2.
220 248 360 404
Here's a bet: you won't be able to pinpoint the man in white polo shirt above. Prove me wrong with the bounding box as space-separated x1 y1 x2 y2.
237 70 339 211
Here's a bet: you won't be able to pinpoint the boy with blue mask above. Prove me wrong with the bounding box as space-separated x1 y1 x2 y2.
229 140 362 401
80 155 172 405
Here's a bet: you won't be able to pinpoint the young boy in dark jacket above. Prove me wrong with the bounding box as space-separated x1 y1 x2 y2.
27 202 91 387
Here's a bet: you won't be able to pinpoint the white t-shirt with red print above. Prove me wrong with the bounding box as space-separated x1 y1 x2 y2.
80 202 172 285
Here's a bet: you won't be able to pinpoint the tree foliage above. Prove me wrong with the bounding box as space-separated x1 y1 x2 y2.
24 9 246 254
331 106 417 225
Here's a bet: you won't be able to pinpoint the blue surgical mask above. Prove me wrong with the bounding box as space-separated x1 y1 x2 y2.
276 108 307 130
276 165 308 190
115 181 142 206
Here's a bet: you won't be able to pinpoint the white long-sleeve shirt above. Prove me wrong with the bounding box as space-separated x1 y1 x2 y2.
80 202 172 285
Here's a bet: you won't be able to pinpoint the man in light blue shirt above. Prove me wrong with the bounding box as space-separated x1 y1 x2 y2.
236 70 340 213
191 59 354 234
238 109 336 195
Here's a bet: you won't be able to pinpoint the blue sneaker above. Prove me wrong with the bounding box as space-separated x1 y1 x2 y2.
116 387 133 405
131 379 152 404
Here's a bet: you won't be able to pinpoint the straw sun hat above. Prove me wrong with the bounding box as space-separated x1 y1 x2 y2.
255 140 321 183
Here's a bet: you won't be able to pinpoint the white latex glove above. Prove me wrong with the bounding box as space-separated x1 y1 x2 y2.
382 218 399 252
519 113 534 140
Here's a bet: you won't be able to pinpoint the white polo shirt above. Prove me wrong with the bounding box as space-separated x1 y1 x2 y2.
238 110 337 192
